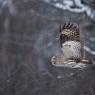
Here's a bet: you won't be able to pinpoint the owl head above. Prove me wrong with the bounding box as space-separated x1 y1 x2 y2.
59 23 80 47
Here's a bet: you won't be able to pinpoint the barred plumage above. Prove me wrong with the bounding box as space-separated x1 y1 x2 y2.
62 41 83 60
59 23 80 46
51 22 92 67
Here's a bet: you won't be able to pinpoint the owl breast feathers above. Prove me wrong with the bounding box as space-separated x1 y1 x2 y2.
61 41 83 60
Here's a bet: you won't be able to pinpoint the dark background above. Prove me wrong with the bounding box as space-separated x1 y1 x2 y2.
0 0 95 95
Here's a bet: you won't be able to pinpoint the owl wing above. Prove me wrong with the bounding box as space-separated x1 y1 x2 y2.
51 55 64 65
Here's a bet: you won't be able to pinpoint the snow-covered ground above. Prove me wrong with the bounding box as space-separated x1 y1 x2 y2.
43 0 95 21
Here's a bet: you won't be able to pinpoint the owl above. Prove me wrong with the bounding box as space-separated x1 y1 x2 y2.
51 22 92 67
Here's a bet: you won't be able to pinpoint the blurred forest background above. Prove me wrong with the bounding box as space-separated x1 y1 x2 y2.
0 0 95 95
